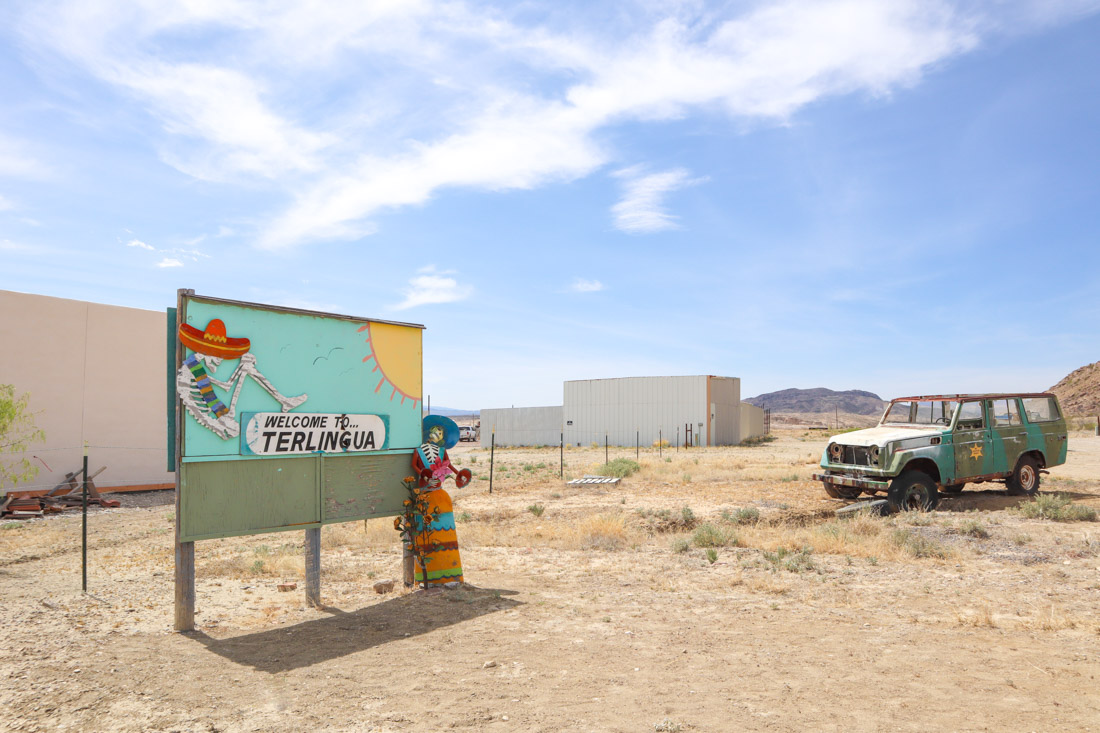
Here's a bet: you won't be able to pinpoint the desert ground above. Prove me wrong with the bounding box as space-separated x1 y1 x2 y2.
2 429 1099 732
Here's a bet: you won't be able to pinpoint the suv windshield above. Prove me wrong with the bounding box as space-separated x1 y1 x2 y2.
882 400 959 426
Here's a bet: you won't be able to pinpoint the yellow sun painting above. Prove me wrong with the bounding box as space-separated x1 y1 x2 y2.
358 321 423 407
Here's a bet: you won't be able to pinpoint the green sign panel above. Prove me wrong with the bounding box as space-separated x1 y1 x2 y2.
172 292 424 542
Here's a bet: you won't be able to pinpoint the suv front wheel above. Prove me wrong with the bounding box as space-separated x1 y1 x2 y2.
823 481 862 500
887 471 940 512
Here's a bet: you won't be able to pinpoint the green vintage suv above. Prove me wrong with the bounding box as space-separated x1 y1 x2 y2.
812 393 1067 511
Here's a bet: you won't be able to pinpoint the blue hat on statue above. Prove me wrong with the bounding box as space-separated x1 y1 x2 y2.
422 414 460 449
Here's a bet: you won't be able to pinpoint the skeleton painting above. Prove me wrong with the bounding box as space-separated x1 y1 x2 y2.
176 318 307 439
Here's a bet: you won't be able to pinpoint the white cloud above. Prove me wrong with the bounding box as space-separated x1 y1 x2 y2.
0 194 14 211
571 278 604 292
156 257 183 268
391 273 473 310
611 166 703 233
126 238 154 250
0 133 51 180
15 1 1089 248
0 238 34 252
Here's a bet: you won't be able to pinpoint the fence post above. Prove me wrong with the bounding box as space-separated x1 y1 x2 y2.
489 427 495 494
560 430 564 478
81 444 88 592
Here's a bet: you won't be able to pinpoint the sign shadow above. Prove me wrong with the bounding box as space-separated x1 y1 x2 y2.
187 584 521 673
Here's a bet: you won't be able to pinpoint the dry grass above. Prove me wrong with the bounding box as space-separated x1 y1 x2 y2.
731 512 956 563
198 542 306 579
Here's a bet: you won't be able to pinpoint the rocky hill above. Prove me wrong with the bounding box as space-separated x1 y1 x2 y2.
744 388 887 416
1049 360 1100 416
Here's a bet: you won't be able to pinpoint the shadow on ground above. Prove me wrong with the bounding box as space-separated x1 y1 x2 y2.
939 488 1098 512
188 584 521 673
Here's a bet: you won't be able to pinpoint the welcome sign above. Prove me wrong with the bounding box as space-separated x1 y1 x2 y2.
241 412 387 455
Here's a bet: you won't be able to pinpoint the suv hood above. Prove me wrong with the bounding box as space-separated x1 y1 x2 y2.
830 425 942 447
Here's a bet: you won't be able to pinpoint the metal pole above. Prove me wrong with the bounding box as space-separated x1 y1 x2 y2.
659 429 662 458
81 444 88 592
488 428 495 494
605 433 608 464
560 431 564 478
676 426 679 452
636 429 639 460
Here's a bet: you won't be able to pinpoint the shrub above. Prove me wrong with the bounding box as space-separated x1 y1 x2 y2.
635 506 696 533
740 434 777 447
671 537 690 553
527 504 545 517
722 507 759 525
680 506 695 526
1017 493 1098 522
692 523 737 548
957 519 991 539
706 548 718 564
763 547 816 573
652 439 670 448
597 458 641 478
891 529 951 559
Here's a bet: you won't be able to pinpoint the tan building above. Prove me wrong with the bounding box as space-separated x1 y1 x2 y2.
0 290 173 493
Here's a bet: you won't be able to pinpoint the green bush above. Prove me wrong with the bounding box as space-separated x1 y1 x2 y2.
671 537 690 553
722 507 759 524
692 523 737 548
705 548 718 564
740 434 777 447
597 458 641 478
527 504 545 517
763 546 816 573
1017 493 1098 522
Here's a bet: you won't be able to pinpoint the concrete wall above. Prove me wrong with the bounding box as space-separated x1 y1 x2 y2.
0 290 173 493
740 402 766 442
479 406 563 447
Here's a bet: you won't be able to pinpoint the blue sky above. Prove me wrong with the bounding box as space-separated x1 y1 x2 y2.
2 0 1099 410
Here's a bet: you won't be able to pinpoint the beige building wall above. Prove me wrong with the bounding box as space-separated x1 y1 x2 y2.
0 290 173 493
740 402 766 442
707 376 741 446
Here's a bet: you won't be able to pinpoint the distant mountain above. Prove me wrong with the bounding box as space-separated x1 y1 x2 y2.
744 388 887 416
425 406 479 417
1049 360 1100 416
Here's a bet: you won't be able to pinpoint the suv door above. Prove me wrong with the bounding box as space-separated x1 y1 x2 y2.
953 400 993 480
989 397 1026 474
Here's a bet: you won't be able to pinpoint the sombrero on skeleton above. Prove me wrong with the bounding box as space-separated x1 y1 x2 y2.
179 319 251 359
422 415 460 449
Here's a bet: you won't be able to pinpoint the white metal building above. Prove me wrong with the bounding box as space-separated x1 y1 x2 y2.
481 375 765 447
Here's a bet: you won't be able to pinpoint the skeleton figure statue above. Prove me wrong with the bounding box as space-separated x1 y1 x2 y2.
408 415 470 585
176 318 307 440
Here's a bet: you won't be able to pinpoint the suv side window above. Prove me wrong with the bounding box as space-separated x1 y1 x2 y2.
1022 397 1061 423
990 398 1021 427
956 401 984 430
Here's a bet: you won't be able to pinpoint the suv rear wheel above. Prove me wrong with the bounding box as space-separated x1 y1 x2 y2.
1006 455 1040 496
887 471 939 512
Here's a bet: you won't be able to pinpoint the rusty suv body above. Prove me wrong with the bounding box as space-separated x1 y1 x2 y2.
812 393 1067 511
